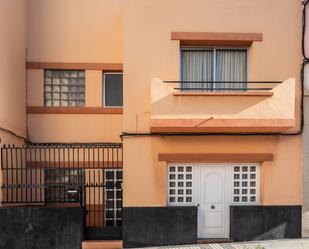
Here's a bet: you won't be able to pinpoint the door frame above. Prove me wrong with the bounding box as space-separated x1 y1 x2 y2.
195 165 229 239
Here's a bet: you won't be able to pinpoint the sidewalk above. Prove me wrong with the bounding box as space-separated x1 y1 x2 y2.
141 239 309 249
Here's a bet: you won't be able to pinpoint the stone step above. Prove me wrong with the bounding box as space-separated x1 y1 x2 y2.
82 240 122 249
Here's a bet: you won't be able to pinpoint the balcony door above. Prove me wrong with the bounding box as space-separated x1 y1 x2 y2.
180 47 248 91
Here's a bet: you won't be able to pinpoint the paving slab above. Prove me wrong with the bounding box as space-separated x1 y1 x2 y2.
135 239 309 249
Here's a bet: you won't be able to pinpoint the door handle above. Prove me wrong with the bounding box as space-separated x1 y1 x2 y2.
211 205 215 209
197 204 200 207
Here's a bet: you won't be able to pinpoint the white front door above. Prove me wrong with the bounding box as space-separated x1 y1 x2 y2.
197 166 228 238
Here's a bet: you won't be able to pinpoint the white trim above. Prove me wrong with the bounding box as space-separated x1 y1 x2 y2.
103 72 123 108
229 163 260 205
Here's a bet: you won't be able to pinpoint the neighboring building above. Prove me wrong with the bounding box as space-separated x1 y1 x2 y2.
0 0 304 249
303 0 309 238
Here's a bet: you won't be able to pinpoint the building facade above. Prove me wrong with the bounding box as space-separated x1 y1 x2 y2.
0 0 304 248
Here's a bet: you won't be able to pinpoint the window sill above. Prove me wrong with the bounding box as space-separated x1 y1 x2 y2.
173 91 273 97
27 106 123 114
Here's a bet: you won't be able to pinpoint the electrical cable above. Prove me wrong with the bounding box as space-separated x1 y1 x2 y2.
0 126 28 143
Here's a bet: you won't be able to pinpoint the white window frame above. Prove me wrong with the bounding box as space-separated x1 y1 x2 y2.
103 72 123 108
228 163 260 205
167 164 195 206
180 46 250 85
166 163 260 207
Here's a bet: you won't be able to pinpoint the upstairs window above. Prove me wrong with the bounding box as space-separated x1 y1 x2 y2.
181 48 247 91
44 70 85 107
103 72 123 107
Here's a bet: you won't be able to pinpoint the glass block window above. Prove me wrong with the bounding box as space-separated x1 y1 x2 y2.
103 73 123 107
44 70 85 107
104 169 122 226
232 165 259 204
167 165 193 206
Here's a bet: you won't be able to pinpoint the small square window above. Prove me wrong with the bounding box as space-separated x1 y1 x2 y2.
234 181 240 187
169 166 175 172
186 166 192 172
234 197 240 202
250 196 256 202
242 182 248 187
104 73 123 107
242 166 248 172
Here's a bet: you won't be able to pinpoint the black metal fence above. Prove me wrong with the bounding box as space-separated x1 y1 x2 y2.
0 143 123 231
163 81 282 92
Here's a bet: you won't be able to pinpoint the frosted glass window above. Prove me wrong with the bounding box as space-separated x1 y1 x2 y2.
44 70 85 107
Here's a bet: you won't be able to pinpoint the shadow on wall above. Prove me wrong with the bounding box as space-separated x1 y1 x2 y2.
254 223 287 240
230 205 301 242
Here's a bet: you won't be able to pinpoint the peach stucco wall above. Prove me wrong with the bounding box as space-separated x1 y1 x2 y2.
0 0 27 205
0 0 27 144
27 69 123 143
123 0 302 133
123 0 302 206
6 0 302 207
124 135 302 207
26 0 123 143
27 0 123 63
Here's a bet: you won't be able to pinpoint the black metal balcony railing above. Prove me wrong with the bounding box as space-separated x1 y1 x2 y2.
1 143 123 230
163 81 282 91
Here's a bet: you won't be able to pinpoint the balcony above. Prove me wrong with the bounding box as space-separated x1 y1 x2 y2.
150 78 296 133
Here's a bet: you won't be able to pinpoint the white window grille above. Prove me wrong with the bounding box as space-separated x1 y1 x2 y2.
232 165 259 204
167 165 193 206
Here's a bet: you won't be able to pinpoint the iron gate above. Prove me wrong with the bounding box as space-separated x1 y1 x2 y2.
0 143 123 240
